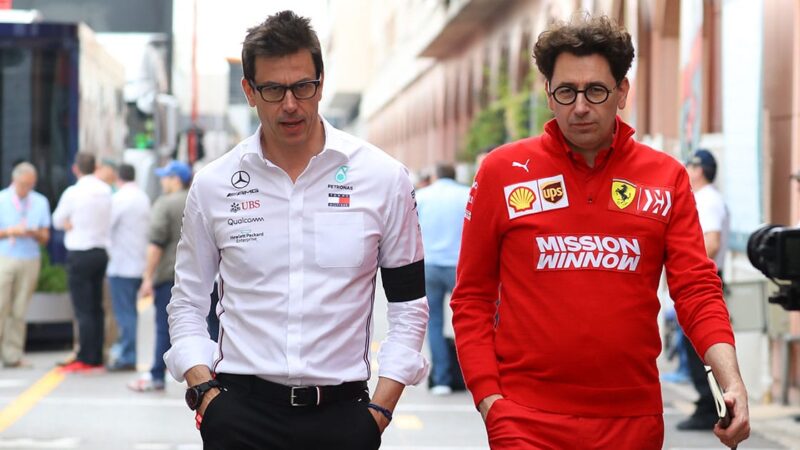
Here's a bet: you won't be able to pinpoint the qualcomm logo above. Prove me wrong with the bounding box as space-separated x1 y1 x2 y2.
227 216 264 226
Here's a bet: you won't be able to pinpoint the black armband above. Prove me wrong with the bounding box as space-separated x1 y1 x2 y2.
380 259 425 302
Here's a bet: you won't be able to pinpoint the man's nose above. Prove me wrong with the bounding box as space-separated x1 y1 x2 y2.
573 93 591 114
282 90 299 111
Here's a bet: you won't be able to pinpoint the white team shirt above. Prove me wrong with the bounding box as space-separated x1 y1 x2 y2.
165 118 430 387
52 174 112 251
107 182 151 278
693 184 729 270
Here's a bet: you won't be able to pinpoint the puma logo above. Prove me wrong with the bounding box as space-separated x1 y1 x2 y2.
512 159 530 173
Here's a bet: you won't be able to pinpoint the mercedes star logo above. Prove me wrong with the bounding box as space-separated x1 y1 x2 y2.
231 171 251 189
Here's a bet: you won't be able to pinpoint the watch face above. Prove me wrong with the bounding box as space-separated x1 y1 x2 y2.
185 387 200 410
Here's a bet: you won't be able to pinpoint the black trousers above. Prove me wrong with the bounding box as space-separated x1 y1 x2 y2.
201 374 382 450
67 248 108 365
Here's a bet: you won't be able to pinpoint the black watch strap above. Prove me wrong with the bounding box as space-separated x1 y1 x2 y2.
186 379 222 411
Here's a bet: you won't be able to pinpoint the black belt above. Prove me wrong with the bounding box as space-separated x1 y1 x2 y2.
216 373 368 407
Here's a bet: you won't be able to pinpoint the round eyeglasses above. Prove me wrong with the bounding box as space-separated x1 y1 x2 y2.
249 79 320 103
549 84 617 106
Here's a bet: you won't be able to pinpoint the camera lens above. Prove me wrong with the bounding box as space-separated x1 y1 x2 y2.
747 224 779 277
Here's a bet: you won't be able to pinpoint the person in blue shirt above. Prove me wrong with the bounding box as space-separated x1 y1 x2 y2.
415 163 470 395
0 162 51 367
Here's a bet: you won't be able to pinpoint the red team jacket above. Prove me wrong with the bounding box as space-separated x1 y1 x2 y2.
451 116 734 417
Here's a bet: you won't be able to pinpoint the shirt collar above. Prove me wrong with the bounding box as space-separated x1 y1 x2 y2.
433 178 458 186
239 115 357 162
76 174 102 185
695 184 714 194
117 181 137 190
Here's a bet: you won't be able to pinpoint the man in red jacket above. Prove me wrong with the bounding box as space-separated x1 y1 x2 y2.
451 15 750 450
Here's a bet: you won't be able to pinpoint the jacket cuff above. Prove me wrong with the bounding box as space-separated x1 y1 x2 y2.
467 374 503 407
692 330 735 363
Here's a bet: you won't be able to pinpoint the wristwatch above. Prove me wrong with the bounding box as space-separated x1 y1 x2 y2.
185 379 222 411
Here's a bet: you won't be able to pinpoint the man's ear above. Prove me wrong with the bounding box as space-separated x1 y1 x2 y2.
616 77 630 110
316 72 324 99
545 80 555 112
241 77 257 107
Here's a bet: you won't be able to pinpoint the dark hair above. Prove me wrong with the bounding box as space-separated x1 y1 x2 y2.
533 15 634 84
118 163 136 182
690 149 717 183
242 10 323 82
75 152 96 175
435 163 456 180
702 165 716 183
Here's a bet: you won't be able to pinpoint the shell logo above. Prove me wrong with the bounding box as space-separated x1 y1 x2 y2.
508 186 536 212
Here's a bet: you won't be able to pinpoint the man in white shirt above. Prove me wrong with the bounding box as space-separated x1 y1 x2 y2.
107 164 150 371
164 11 429 449
679 148 730 430
52 152 113 372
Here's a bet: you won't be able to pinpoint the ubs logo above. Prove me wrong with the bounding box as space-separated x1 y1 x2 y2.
231 200 260 213
231 171 251 189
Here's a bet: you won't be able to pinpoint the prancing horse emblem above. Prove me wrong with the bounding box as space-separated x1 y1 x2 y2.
611 179 637 210
231 171 251 189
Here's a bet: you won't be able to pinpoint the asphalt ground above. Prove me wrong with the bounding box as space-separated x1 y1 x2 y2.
0 287 793 449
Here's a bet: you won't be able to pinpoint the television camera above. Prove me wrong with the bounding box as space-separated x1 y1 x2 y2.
747 224 800 311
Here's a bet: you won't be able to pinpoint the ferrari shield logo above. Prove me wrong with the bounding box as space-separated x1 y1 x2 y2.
611 180 637 210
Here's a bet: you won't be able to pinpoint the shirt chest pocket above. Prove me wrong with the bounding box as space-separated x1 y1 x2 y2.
314 212 365 268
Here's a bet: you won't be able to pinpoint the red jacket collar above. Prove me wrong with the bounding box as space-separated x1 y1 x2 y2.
542 115 636 156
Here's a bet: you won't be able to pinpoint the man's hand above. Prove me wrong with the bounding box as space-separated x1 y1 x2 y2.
713 383 750 449
367 405 391 433
184 365 220 417
197 385 221 416
704 343 750 449
140 244 162 300
478 394 504 422
138 275 153 299
368 377 405 435
5 224 25 237
25 227 50 245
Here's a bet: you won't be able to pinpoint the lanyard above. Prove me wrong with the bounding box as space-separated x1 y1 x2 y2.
5 187 30 246
10 189 30 220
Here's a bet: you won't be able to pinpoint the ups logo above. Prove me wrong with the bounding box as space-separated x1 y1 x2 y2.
541 181 564 203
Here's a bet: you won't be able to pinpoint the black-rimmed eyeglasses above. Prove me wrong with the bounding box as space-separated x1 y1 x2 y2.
548 84 618 106
249 79 320 103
